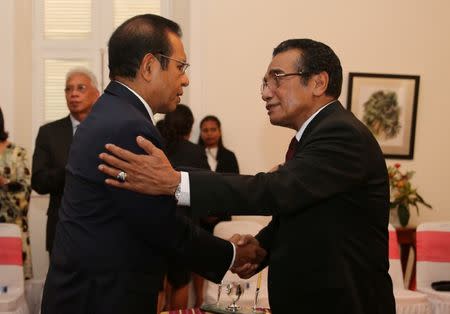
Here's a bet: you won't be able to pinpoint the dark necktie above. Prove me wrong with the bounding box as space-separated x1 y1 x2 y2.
285 136 298 162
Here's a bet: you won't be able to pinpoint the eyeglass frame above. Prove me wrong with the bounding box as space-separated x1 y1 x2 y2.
157 53 190 74
261 71 309 93
64 84 89 94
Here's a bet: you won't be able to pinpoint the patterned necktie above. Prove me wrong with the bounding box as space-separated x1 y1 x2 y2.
285 136 298 162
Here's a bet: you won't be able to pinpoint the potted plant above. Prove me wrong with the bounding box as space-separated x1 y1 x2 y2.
388 163 432 227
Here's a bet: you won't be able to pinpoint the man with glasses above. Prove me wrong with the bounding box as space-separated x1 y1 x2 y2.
98 38 395 314
32 67 99 256
41 14 265 314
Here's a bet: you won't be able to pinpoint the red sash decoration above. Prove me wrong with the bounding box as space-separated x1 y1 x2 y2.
388 230 400 259
416 231 450 262
0 237 22 265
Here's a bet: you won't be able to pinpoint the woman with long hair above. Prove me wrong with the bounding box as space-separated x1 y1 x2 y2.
198 115 239 175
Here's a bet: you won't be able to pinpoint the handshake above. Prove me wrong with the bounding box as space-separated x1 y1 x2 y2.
229 234 267 279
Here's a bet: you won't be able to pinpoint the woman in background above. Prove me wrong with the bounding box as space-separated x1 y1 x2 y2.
161 104 210 310
198 115 239 176
0 107 33 279
195 115 239 306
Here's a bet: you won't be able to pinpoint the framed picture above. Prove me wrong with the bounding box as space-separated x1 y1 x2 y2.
347 72 420 159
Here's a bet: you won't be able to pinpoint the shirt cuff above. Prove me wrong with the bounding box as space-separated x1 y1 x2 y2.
175 171 191 206
229 242 236 270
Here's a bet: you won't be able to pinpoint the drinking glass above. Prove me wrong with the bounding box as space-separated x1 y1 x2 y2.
225 281 244 312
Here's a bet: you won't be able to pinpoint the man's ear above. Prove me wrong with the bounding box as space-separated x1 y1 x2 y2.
312 71 329 96
140 53 157 82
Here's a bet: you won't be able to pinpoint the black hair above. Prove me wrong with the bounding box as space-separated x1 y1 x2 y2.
197 115 223 148
108 14 182 80
0 107 9 142
273 39 342 98
161 104 194 148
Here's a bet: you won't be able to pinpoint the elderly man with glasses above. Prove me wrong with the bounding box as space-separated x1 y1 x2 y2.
32 67 99 256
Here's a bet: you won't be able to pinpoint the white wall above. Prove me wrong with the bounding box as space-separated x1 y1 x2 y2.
3 0 450 279
0 0 14 140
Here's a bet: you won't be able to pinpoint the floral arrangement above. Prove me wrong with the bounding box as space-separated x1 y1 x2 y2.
388 163 432 227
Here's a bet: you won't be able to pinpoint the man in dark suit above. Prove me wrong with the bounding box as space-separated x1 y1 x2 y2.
99 38 396 314
41 14 264 314
32 68 99 254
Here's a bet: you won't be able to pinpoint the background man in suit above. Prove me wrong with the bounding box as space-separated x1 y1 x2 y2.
41 14 264 314
32 67 99 255
99 38 396 314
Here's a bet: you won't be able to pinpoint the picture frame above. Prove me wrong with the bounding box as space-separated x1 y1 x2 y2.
347 72 420 159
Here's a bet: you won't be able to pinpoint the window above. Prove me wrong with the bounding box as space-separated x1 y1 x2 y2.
32 0 170 137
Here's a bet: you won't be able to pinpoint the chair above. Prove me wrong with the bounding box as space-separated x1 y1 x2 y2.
416 222 450 314
388 224 431 314
0 224 30 314
203 220 269 309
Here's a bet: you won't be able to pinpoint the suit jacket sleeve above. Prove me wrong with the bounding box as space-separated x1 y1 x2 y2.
107 120 232 283
31 126 66 194
189 119 367 217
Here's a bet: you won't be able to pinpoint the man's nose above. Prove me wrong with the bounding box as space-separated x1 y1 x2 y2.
261 86 273 101
70 90 83 97
182 73 189 87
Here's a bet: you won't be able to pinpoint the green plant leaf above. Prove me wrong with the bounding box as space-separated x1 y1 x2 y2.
398 204 410 227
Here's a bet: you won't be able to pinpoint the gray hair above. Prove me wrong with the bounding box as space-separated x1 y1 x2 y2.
66 67 99 90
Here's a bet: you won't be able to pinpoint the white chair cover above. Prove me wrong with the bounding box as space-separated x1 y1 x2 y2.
203 220 269 308
416 222 450 314
0 224 30 314
388 224 432 314
24 279 44 314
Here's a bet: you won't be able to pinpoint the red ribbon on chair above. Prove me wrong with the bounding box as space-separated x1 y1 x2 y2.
388 230 400 259
416 231 450 262
0 237 22 265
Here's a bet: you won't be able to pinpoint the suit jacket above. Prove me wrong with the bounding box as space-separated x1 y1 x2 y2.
41 81 232 314
32 115 73 252
215 146 239 174
188 101 395 314
167 139 210 170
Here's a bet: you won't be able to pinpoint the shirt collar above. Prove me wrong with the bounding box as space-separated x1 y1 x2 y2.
69 114 80 129
114 80 156 125
295 100 335 141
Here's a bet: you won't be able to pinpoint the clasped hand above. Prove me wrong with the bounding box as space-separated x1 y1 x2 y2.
229 234 266 279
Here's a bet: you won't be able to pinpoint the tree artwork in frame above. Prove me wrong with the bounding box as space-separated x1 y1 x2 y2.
347 72 420 159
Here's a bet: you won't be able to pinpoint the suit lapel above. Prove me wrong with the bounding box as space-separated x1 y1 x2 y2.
296 100 343 151
62 115 74 147
62 115 73 157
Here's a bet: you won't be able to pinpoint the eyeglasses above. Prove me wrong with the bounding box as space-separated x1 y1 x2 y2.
261 71 308 93
158 54 190 74
64 84 88 94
